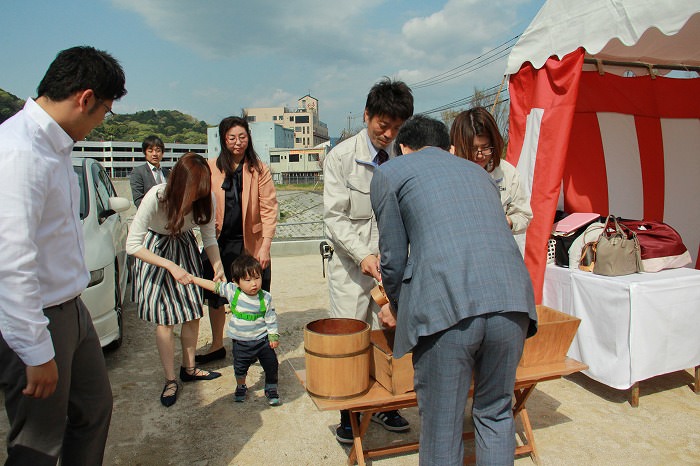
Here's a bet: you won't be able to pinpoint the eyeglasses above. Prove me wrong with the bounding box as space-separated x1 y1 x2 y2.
472 146 494 157
226 134 248 143
99 101 116 119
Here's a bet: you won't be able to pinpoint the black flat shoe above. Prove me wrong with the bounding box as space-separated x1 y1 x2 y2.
179 366 222 382
194 347 226 364
160 380 179 407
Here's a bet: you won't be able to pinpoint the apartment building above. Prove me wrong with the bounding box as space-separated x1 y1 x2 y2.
243 95 329 149
268 146 326 184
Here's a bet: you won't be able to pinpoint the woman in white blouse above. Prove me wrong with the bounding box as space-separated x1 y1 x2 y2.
449 107 533 235
127 152 225 407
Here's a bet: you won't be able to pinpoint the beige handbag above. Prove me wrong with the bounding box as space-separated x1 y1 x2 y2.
592 216 643 276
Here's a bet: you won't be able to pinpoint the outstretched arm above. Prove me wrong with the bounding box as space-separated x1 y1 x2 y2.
191 275 217 293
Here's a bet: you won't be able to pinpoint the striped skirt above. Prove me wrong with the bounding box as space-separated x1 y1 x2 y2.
132 230 204 325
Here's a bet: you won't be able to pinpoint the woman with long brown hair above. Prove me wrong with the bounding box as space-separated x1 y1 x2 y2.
127 152 225 407
450 107 532 235
196 116 278 364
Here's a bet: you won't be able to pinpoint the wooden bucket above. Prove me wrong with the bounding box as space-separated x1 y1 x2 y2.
304 318 371 400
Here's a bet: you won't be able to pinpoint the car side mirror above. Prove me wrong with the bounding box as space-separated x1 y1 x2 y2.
109 197 131 213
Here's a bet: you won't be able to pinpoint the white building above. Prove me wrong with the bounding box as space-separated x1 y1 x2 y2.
244 95 329 149
73 140 207 178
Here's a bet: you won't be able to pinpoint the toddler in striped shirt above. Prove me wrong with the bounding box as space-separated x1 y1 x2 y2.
192 254 280 405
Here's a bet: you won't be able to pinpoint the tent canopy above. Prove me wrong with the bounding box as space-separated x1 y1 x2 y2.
505 0 700 303
506 0 700 74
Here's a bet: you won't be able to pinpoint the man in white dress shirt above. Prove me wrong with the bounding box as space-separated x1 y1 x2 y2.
0 46 126 465
129 135 170 208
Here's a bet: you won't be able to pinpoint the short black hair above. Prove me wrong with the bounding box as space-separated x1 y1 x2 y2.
230 253 263 283
142 135 165 154
37 46 127 102
394 114 450 152
365 78 414 121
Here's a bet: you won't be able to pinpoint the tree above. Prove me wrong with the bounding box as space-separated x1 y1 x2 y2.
439 85 510 148
86 109 210 144
0 89 24 125
470 86 509 141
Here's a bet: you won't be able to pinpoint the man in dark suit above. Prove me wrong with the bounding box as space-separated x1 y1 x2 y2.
129 135 170 207
370 115 538 466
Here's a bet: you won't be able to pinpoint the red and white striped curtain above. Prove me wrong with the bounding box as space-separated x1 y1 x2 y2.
508 48 700 303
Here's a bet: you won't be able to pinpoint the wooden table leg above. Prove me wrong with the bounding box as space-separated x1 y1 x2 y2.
694 366 700 394
513 385 540 464
629 382 640 407
515 407 540 465
347 411 372 466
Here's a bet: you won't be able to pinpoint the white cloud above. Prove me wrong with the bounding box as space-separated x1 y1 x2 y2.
249 88 296 108
112 0 382 63
109 0 540 131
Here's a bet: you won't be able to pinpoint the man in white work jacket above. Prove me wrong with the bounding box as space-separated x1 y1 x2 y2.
322 78 413 443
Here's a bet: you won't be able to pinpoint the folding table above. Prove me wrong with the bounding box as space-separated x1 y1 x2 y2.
295 357 587 465
543 265 700 406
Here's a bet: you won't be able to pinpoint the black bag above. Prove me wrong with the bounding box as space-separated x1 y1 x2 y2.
552 212 604 267
553 224 593 267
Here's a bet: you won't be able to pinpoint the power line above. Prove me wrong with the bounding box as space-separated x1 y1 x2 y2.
410 35 518 87
420 85 510 116
409 35 520 89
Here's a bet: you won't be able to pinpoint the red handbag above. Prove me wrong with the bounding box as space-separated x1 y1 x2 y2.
618 219 691 272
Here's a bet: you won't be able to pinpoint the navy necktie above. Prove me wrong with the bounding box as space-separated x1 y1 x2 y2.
376 149 389 166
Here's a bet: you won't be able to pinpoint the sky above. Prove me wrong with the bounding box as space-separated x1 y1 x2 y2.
1 0 545 137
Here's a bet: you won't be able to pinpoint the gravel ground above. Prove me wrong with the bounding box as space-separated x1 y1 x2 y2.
1 253 699 465
1 182 699 464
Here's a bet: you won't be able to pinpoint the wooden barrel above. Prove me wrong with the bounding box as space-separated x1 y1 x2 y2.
304 318 371 400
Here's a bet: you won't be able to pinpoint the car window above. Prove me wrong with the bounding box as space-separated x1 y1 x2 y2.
100 167 118 198
91 163 112 221
73 165 88 220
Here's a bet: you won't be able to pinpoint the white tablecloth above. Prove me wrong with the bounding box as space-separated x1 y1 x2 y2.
543 265 700 389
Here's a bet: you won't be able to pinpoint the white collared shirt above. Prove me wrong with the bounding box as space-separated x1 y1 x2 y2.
147 161 165 184
0 98 89 366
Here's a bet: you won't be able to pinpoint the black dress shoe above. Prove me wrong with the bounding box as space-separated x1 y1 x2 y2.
179 366 222 382
194 347 226 364
160 380 179 407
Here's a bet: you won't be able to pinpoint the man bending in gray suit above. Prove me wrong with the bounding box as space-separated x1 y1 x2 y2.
370 115 538 466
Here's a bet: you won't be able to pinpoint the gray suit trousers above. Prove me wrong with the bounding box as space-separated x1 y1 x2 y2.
412 312 528 466
0 298 113 465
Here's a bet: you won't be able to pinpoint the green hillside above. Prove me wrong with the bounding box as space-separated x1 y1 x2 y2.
0 88 210 144
0 89 24 123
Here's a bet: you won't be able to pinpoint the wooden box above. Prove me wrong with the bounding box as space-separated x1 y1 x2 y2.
369 330 414 395
519 305 581 367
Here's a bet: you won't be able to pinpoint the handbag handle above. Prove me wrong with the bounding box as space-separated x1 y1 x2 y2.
600 215 635 240
598 215 644 272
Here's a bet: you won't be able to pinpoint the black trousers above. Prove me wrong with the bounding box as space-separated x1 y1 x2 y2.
0 298 112 465
232 337 278 385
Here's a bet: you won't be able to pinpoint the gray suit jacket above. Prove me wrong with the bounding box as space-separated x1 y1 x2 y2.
370 147 537 357
129 163 170 208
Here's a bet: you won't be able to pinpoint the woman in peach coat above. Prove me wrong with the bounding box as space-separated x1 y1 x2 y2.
196 116 278 363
